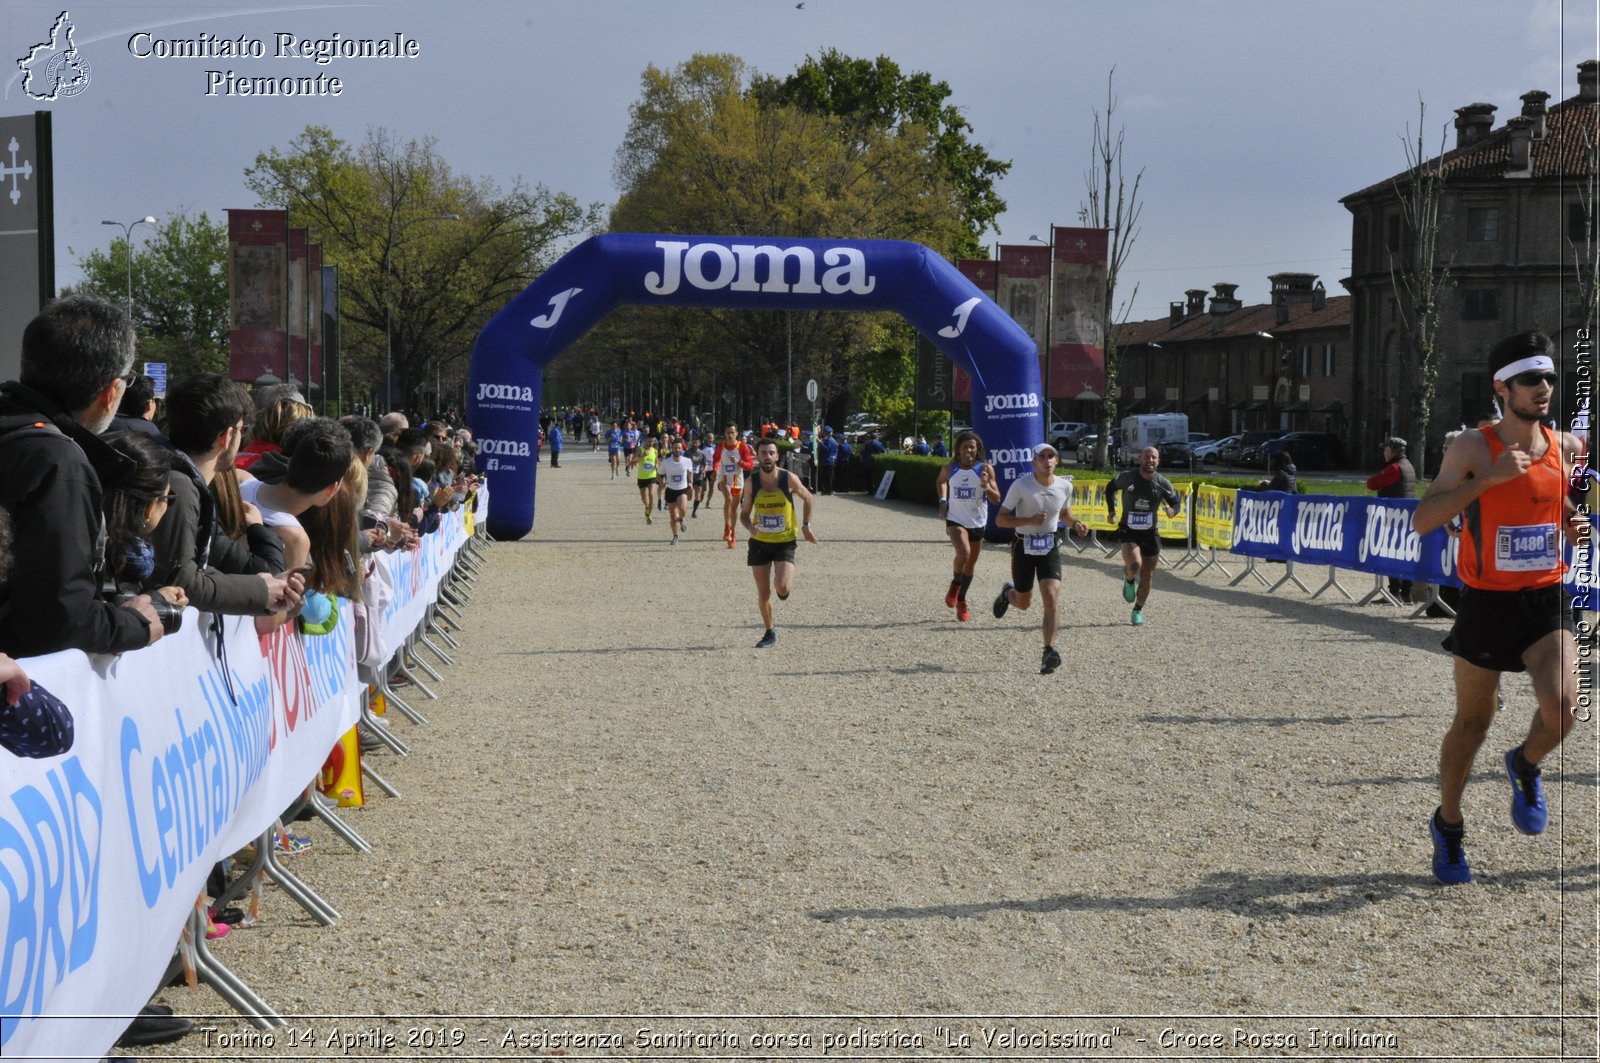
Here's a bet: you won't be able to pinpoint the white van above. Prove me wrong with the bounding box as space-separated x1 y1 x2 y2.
1117 414 1189 466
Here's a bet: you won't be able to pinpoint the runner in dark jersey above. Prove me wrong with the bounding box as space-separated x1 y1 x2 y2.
1413 330 1588 885
1105 446 1181 626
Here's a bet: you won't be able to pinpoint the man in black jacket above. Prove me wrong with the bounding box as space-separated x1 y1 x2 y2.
148 374 303 615
0 296 171 656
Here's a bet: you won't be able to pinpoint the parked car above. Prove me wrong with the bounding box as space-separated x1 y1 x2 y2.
1049 421 1091 451
1194 434 1239 464
1229 429 1283 467
1075 433 1101 465
1157 440 1195 467
1261 431 1345 471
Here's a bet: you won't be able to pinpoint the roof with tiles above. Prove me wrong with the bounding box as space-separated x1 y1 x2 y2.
1343 66 1600 201
1113 293 1350 347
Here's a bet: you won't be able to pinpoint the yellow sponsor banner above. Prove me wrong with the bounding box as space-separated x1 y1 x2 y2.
1194 483 1238 549
1157 482 1193 542
318 726 365 807
464 492 477 537
1074 479 1117 532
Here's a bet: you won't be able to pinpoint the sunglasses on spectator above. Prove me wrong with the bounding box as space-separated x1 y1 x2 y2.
1510 371 1558 387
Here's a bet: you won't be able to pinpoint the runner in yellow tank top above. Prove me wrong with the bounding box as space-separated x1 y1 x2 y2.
635 438 660 524
739 436 819 648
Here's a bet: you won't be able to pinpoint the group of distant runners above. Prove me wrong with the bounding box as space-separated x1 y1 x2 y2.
570 326 1585 888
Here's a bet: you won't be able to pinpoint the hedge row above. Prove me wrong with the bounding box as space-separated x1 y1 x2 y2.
863 454 1293 505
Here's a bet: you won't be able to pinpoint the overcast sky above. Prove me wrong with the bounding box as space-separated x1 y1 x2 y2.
4 0 1597 324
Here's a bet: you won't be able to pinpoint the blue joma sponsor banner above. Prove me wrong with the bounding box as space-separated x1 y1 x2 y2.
1229 491 1288 560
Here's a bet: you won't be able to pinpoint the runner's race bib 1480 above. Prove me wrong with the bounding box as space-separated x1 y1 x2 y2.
1495 523 1559 572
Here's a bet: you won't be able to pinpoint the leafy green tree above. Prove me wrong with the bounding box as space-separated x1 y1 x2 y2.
596 51 1000 424
69 212 230 381
244 125 601 412
753 48 1011 259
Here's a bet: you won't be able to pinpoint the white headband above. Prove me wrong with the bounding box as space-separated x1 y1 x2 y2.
1493 354 1555 382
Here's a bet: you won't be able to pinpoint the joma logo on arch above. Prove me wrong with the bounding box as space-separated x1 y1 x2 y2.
644 241 877 297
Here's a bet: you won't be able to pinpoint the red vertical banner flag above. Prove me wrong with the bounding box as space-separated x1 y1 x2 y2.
227 209 288 383
953 258 997 403
996 244 1050 405
307 242 323 400
1050 227 1109 401
287 228 308 390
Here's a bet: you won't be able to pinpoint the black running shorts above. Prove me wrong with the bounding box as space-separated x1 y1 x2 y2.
1009 538 1062 592
945 521 985 544
747 538 797 567
1442 584 1575 673
1119 527 1162 557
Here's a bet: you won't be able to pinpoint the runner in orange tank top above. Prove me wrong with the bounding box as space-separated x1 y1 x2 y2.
1413 330 1589 885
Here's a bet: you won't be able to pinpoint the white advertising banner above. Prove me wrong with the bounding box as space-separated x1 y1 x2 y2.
0 489 484 1061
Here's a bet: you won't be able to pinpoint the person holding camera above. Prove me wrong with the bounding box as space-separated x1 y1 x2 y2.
0 296 175 655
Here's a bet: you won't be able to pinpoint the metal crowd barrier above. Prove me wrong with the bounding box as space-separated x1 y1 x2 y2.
175 504 493 1031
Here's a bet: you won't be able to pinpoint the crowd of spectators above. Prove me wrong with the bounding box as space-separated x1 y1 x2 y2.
0 294 480 1054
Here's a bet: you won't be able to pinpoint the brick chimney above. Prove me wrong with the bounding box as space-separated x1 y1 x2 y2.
1275 293 1289 327
1521 90 1550 139
1185 289 1207 318
1268 272 1319 303
1209 282 1241 315
1169 301 1185 327
1580 60 1599 102
1505 115 1535 178
1454 102 1497 149
1311 280 1326 312
1209 283 1241 335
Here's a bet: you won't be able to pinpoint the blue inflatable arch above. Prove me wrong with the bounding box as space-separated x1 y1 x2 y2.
468 233 1045 540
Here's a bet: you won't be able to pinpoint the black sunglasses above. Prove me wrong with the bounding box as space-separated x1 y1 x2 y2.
1510 371 1558 387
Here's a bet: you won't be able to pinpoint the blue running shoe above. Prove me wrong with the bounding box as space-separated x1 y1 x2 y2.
1504 747 1548 835
1122 578 1137 603
1131 607 1144 626
755 629 776 649
1429 815 1472 885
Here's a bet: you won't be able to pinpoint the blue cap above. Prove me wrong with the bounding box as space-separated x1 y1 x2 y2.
823 425 834 433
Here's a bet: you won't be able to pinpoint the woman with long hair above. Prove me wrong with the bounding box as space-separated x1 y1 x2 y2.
935 430 1001 622
100 432 189 610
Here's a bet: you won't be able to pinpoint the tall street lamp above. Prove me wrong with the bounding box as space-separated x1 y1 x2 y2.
382 212 460 412
101 216 157 319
